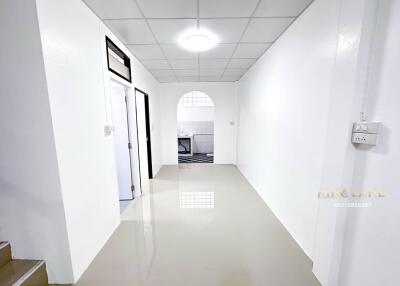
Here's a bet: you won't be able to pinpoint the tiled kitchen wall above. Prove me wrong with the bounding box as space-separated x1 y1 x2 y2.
177 121 214 154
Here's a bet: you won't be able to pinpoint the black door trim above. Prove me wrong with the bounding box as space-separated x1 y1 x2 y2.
144 93 153 179
134 88 153 183
134 89 142 192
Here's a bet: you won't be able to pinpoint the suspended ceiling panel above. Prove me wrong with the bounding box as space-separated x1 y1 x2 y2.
83 0 313 82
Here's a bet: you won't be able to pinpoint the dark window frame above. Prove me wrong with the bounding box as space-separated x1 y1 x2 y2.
106 36 132 83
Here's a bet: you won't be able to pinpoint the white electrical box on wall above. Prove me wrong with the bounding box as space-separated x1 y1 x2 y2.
351 122 380 146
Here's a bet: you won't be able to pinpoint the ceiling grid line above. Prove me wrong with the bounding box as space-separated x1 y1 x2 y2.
219 0 262 81
102 16 300 21
229 0 315 81
124 41 275 46
133 0 178 81
84 0 314 83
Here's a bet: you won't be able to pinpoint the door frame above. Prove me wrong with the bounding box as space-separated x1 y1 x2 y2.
109 78 135 200
144 93 153 179
134 88 153 182
123 86 135 199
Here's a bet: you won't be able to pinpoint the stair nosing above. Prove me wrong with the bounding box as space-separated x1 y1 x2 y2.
0 242 10 251
13 260 45 286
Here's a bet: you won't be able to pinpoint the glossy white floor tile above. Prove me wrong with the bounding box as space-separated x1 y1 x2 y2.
119 200 131 214
76 165 320 286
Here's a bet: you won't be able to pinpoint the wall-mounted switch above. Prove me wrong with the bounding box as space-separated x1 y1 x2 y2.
104 125 114 136
351 122 380 146
352 122 380 134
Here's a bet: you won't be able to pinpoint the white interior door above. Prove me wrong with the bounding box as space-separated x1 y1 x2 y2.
109 80 133 200
135 90 149 183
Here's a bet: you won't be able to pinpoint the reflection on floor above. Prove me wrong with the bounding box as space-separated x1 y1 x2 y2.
178 153 214 164
75 165 320 286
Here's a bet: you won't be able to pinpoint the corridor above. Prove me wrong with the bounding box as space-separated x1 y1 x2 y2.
1 0 398 284
76 165 320 286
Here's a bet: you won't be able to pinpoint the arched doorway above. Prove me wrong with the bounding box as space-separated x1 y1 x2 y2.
177 91 214 164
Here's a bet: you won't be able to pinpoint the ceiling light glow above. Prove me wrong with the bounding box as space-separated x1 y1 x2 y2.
179 29 217 52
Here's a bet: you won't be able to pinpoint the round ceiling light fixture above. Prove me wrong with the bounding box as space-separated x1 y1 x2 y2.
179 29 217 52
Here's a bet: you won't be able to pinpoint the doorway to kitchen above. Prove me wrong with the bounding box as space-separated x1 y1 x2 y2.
177 91 214 164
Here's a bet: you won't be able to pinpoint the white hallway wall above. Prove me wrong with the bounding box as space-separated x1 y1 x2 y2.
237 0 340 258
339 0 400 284
36 0 162 281
0 0 162 283
236 0 398 285
160 82 237 165
0 0 74 282
36 0 120 281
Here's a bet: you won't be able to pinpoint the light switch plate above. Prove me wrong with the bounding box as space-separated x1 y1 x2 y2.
352 122 380 134
351 121 380 146
104 125 114 136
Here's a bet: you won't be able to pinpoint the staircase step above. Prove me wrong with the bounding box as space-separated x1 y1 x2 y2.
0 259 48 286
19 260 48 286
0 242 11 268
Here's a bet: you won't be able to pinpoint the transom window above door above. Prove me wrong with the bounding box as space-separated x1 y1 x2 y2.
178 91 214 107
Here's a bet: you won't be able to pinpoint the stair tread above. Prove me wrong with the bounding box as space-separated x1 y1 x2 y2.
0 242 11 268
0 259 43 286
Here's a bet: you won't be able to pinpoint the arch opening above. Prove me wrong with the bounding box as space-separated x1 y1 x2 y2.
177 91 214 164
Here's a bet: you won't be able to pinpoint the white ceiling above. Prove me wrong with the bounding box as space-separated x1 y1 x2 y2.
83 0 313 82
